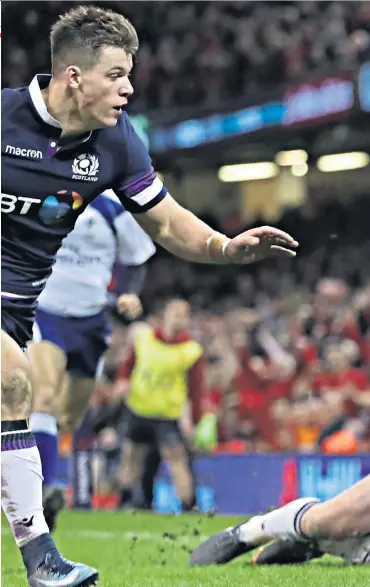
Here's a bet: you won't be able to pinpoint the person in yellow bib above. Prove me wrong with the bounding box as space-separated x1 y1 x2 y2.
115 299 205 510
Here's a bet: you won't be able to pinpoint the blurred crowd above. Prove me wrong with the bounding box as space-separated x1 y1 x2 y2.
93 194 370 460
4 1 370 111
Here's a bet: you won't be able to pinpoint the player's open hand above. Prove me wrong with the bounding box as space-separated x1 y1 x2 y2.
116 294 143 319
224 226 298 264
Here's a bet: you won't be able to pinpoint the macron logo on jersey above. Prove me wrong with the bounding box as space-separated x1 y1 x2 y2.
5 144 42 160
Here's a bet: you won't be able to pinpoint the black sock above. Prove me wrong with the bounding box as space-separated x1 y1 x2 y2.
182 495 196 512
141 449 161 508
2 419 28 432
141 477 154 508
119 487 133 506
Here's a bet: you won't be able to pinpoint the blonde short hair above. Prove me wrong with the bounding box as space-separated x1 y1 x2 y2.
50 5 139 73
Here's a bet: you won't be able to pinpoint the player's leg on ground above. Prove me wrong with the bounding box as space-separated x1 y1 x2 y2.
158 421 195 511
237 476 370 566
189 495 320 566
254 523 370 566
248 476 370 549
1 331 98 585
300 475 370 539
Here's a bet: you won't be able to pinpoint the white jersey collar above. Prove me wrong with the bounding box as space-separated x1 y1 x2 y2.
28 74 92 146
29 74 61 128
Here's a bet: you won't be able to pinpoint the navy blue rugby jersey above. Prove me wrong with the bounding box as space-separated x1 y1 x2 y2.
1 74 166 298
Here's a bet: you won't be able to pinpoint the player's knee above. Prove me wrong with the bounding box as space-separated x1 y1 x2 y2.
31 379 58 413
161 443 187 463
2 366 32 419
56 400 75 431
32 390 55 414
58 413 74 433
1 331 32 419
122 439 136 462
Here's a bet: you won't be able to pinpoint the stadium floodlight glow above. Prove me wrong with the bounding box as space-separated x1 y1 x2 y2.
291 162 308 177
276 149 308 166
317 152 369 172
218 162 278 182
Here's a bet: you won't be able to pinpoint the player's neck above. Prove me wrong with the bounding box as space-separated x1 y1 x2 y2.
41 82 90 137
161 324 185 341
162 324 176 340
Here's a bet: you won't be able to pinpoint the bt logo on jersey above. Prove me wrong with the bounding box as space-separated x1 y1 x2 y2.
1 193 41 214
1 190 83 225
39 190 83 225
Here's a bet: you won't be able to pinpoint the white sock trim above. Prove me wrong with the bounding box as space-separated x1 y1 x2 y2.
1 429 30 436
263 498 321 541
30 412 58 436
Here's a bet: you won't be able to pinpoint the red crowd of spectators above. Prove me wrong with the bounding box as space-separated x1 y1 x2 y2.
116 194 370 454
203 280 370 455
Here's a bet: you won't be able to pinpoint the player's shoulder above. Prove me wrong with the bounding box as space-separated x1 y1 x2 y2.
115 111 135 135
2 87 21 102
185 338 203 354
128 321 152 344
93 112 145 175
180 335 203 359
97 111 133 146
1 86 26 112
100 112 149 163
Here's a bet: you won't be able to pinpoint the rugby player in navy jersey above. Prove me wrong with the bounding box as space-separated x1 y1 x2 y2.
1 6 298 587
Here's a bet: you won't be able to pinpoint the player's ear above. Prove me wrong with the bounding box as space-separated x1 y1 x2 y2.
66 66 82 89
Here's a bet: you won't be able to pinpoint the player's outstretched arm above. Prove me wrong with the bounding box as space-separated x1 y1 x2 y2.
133 194 298 265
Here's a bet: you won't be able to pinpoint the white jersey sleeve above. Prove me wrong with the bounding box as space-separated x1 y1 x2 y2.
38 191 155 317
113 209 156 266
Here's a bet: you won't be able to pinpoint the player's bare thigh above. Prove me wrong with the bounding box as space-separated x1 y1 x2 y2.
1 330 32 419
301 475 370 539
27 340 67 414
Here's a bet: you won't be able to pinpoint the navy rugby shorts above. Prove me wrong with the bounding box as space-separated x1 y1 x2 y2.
1 295 38 351
33 307 112 378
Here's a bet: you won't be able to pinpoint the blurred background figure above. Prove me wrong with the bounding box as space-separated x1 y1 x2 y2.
114 299 206 511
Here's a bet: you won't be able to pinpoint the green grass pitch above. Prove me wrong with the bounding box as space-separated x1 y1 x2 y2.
2 511 369 586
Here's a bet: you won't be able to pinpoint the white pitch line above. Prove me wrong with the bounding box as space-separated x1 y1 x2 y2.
1 527 209 544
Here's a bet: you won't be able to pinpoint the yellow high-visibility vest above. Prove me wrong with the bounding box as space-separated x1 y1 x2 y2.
127 328 202 420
